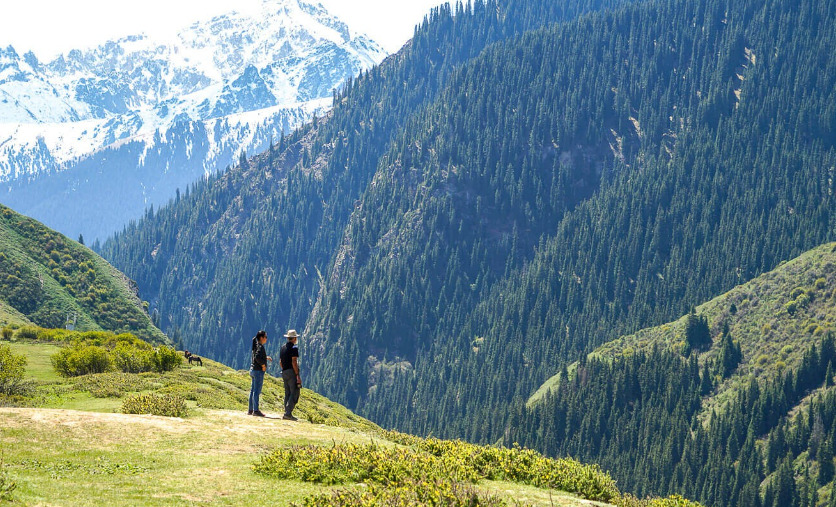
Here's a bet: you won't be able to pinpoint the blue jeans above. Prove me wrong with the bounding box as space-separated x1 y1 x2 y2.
249 368 265 412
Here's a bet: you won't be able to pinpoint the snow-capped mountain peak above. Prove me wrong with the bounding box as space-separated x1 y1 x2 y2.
0 0 387 241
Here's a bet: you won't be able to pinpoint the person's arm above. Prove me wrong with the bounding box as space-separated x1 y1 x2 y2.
257 346 267 371
292 356 300 386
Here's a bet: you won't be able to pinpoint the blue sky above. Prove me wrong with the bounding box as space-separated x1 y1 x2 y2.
0 0 447 58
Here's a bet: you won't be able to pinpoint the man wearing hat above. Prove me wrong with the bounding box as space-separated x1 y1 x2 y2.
280 329 301 421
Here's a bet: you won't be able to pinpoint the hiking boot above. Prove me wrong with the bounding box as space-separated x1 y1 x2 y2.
252 411 266 417
282 414 298 421
247 410 253 415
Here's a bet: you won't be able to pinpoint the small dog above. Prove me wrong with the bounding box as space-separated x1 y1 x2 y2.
184 351 203 366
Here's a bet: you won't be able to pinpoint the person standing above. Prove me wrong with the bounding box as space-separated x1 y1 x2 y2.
249 330 272 417
280 329 301 421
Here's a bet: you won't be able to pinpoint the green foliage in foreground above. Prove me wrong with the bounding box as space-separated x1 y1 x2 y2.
255 431 699 506
0 343 27 395
381 432 619 501
617 495 703 507
121 393 188 418
298 478 503 507
0 457 15 502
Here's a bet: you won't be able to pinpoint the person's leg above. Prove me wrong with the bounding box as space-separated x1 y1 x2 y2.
282 369 294 415
252 370 265 413
248 369 256 413
287 380 299 415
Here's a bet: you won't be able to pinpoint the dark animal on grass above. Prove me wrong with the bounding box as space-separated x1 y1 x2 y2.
184 350 202 366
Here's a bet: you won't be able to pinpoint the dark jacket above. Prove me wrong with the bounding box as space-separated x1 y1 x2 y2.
252 342 267 370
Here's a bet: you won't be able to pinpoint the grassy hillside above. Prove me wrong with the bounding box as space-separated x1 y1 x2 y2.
0 337 697 506
530 241 836 413
0 204 164 343
522 242 836 505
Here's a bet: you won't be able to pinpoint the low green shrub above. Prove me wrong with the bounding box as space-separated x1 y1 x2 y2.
1 327 12 340
121 393 188 417
73 373 153 398
615 494 703 507
383 432 619 501
52 346 114 377
257 435 620 503
0 469 15 501
14 326 38 340
298 478 503 506
0 344 27 395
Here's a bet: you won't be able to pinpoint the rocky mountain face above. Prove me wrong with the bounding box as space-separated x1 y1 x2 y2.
0 0 386 241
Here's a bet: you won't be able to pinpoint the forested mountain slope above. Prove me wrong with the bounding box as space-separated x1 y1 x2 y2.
102 0 836 503
0 204 165 342
101 0 632 368
332 0 836 438
516 242 836 506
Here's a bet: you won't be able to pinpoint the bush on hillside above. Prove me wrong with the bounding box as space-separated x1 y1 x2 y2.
52 346 114 377
112 342 156 373
14 326 38 340
1 327 13 340
52 332 181 376
298 478 503 506
0 344 27 395
153 346 182 372
615 494 704 507
121 393 188 417
257 437 619 503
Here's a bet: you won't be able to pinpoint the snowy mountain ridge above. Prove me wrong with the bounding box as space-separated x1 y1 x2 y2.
0 0 386 241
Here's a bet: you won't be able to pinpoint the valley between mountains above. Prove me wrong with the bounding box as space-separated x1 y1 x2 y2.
3 0 836 505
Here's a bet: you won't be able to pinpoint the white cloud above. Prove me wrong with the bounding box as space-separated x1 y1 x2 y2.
0 0 447 59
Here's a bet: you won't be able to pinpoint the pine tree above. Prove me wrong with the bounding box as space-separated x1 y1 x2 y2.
773 458 796 507
821 440 835 485
717 329 742 378
684 309 712 355
701 361 713 395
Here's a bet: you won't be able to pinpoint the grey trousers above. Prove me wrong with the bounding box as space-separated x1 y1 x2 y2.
282 368 300 416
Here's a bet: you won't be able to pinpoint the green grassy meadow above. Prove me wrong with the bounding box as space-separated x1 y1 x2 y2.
0 339 632 506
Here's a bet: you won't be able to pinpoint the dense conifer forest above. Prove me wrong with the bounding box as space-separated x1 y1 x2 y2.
102 0 836 503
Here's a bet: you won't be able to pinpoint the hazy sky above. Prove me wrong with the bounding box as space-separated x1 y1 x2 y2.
0 0 447 59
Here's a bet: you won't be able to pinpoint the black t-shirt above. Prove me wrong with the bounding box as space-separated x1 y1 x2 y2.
280 341 299 371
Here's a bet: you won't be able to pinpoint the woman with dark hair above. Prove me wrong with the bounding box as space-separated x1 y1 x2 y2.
248 330 271 416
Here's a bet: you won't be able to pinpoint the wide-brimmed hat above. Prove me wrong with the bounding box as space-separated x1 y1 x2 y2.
284 329 299 338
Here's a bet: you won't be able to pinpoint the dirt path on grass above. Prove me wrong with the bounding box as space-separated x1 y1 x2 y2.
1 407 370 452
